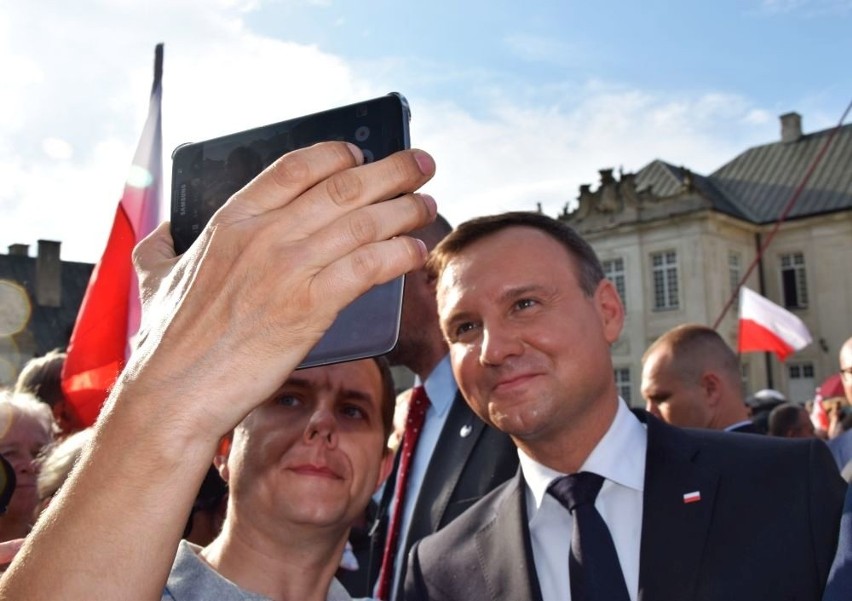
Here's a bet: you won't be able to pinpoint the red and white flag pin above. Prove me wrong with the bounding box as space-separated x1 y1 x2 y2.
683 491 701 504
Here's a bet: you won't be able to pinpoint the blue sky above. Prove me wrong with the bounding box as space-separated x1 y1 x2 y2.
1 0 850 262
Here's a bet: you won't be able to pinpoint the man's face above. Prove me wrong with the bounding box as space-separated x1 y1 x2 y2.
436 226 623 446
641 348 712 428
840 342 852 404
386 268 437 368
0 410 52 523
223 359 391 531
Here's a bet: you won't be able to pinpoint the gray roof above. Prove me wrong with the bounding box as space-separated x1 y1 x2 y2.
635 160 749 221
634 121 852 224
711 122 852 223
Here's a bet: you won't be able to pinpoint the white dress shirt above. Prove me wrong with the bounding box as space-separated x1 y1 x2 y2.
521 399 647 601
389 355 456 599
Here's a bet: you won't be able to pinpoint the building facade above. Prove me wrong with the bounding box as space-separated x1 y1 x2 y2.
0 241 93 387
560 113 852 405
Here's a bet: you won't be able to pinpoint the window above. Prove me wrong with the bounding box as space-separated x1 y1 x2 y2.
602 258 627 310
780 252 808 309
614 367 632 404
651 251 679 310
787 361 815 404
728 251 741 309
788 363 814 380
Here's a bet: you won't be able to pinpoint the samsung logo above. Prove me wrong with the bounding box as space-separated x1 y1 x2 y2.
178 183 188 216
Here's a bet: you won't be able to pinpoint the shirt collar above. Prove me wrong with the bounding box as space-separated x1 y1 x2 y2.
414 354 456 417
724 420 752 432
520 398 647 512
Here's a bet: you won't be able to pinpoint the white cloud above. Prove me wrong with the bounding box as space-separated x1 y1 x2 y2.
42 137 75 161
413 84 775 228
0 0 779 264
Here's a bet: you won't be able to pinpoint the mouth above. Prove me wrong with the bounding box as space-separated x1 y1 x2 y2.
492 372 541 394
288 464 342 480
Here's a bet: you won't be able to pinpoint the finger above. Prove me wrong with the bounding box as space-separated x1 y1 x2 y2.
311 235 429 306
132 221 179 306
217 141 363 222
264 192 436 274
133 221 176 270
282 148 436 240
0 538 24 564
220 145 435 240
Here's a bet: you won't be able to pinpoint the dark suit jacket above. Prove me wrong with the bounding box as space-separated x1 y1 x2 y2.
348 390 518 599
823 483 852 601
405 411 845 601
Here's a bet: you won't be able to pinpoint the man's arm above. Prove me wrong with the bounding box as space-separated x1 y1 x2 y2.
0 142 436 601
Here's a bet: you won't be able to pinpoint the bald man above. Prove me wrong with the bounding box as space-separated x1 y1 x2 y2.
641 324 757 434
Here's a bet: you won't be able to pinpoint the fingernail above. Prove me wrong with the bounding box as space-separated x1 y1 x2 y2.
345 143 364 165
412 150 435 175
414 238 428 260
416 193 437 216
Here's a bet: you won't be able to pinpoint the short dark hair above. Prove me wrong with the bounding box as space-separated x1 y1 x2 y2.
372 356 396 442
14 349 66 408
768 403 808 437
426 211 604 296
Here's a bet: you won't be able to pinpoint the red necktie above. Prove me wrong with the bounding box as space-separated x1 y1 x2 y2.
376 385 430 600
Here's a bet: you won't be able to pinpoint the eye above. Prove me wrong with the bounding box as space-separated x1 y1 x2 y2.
274 394 300 407
0 448 20 460
341 404 367 420
513 298 537 311
453 321 480 340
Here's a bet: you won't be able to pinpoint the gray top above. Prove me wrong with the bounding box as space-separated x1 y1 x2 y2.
162 540 364 601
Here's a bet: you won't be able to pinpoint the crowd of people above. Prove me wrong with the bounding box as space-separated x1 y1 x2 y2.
0 141 850 601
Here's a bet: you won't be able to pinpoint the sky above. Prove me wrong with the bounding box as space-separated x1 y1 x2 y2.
1 0 850 263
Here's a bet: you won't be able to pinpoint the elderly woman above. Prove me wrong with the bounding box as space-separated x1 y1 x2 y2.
0 391 54 543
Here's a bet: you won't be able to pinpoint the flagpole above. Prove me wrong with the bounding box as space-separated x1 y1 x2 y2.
755 232 773 389
152 43 163 95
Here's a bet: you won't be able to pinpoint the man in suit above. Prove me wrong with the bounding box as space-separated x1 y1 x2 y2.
828 336 852 469
641 324 759 434
404 212 844 601
363 215 517 601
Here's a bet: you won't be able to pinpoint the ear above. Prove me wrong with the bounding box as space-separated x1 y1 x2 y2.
213 434 233 483
701 372 722 407
595 279 625 344
374 449 396 493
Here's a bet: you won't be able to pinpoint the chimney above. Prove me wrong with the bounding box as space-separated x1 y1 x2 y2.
35 240 62 308
7 244 30 256
780 112 802 143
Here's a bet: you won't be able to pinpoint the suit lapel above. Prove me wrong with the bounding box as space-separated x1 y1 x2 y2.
475 473 543 601
411 392 485 535
637 413 719 600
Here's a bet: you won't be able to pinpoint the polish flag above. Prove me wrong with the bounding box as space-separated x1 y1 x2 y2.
61 44 164 427
737 287 812 362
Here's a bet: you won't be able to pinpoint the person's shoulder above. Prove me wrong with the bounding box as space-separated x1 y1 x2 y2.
647 410 833 470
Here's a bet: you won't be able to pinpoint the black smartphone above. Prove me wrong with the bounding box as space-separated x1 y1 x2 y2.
170 92 411 369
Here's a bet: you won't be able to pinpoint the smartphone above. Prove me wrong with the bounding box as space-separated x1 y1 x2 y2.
170 93 411 369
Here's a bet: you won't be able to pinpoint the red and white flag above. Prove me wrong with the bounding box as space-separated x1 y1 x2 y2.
737 286 812 362
61 44 164 427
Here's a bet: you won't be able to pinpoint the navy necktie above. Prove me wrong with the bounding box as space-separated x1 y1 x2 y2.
548 472 630 601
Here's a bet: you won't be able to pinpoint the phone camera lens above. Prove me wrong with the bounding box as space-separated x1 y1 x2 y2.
355 126 370 142
361 148 374 163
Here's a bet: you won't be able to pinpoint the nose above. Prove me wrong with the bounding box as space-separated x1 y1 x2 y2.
479 325 523 366
303 407 338 447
